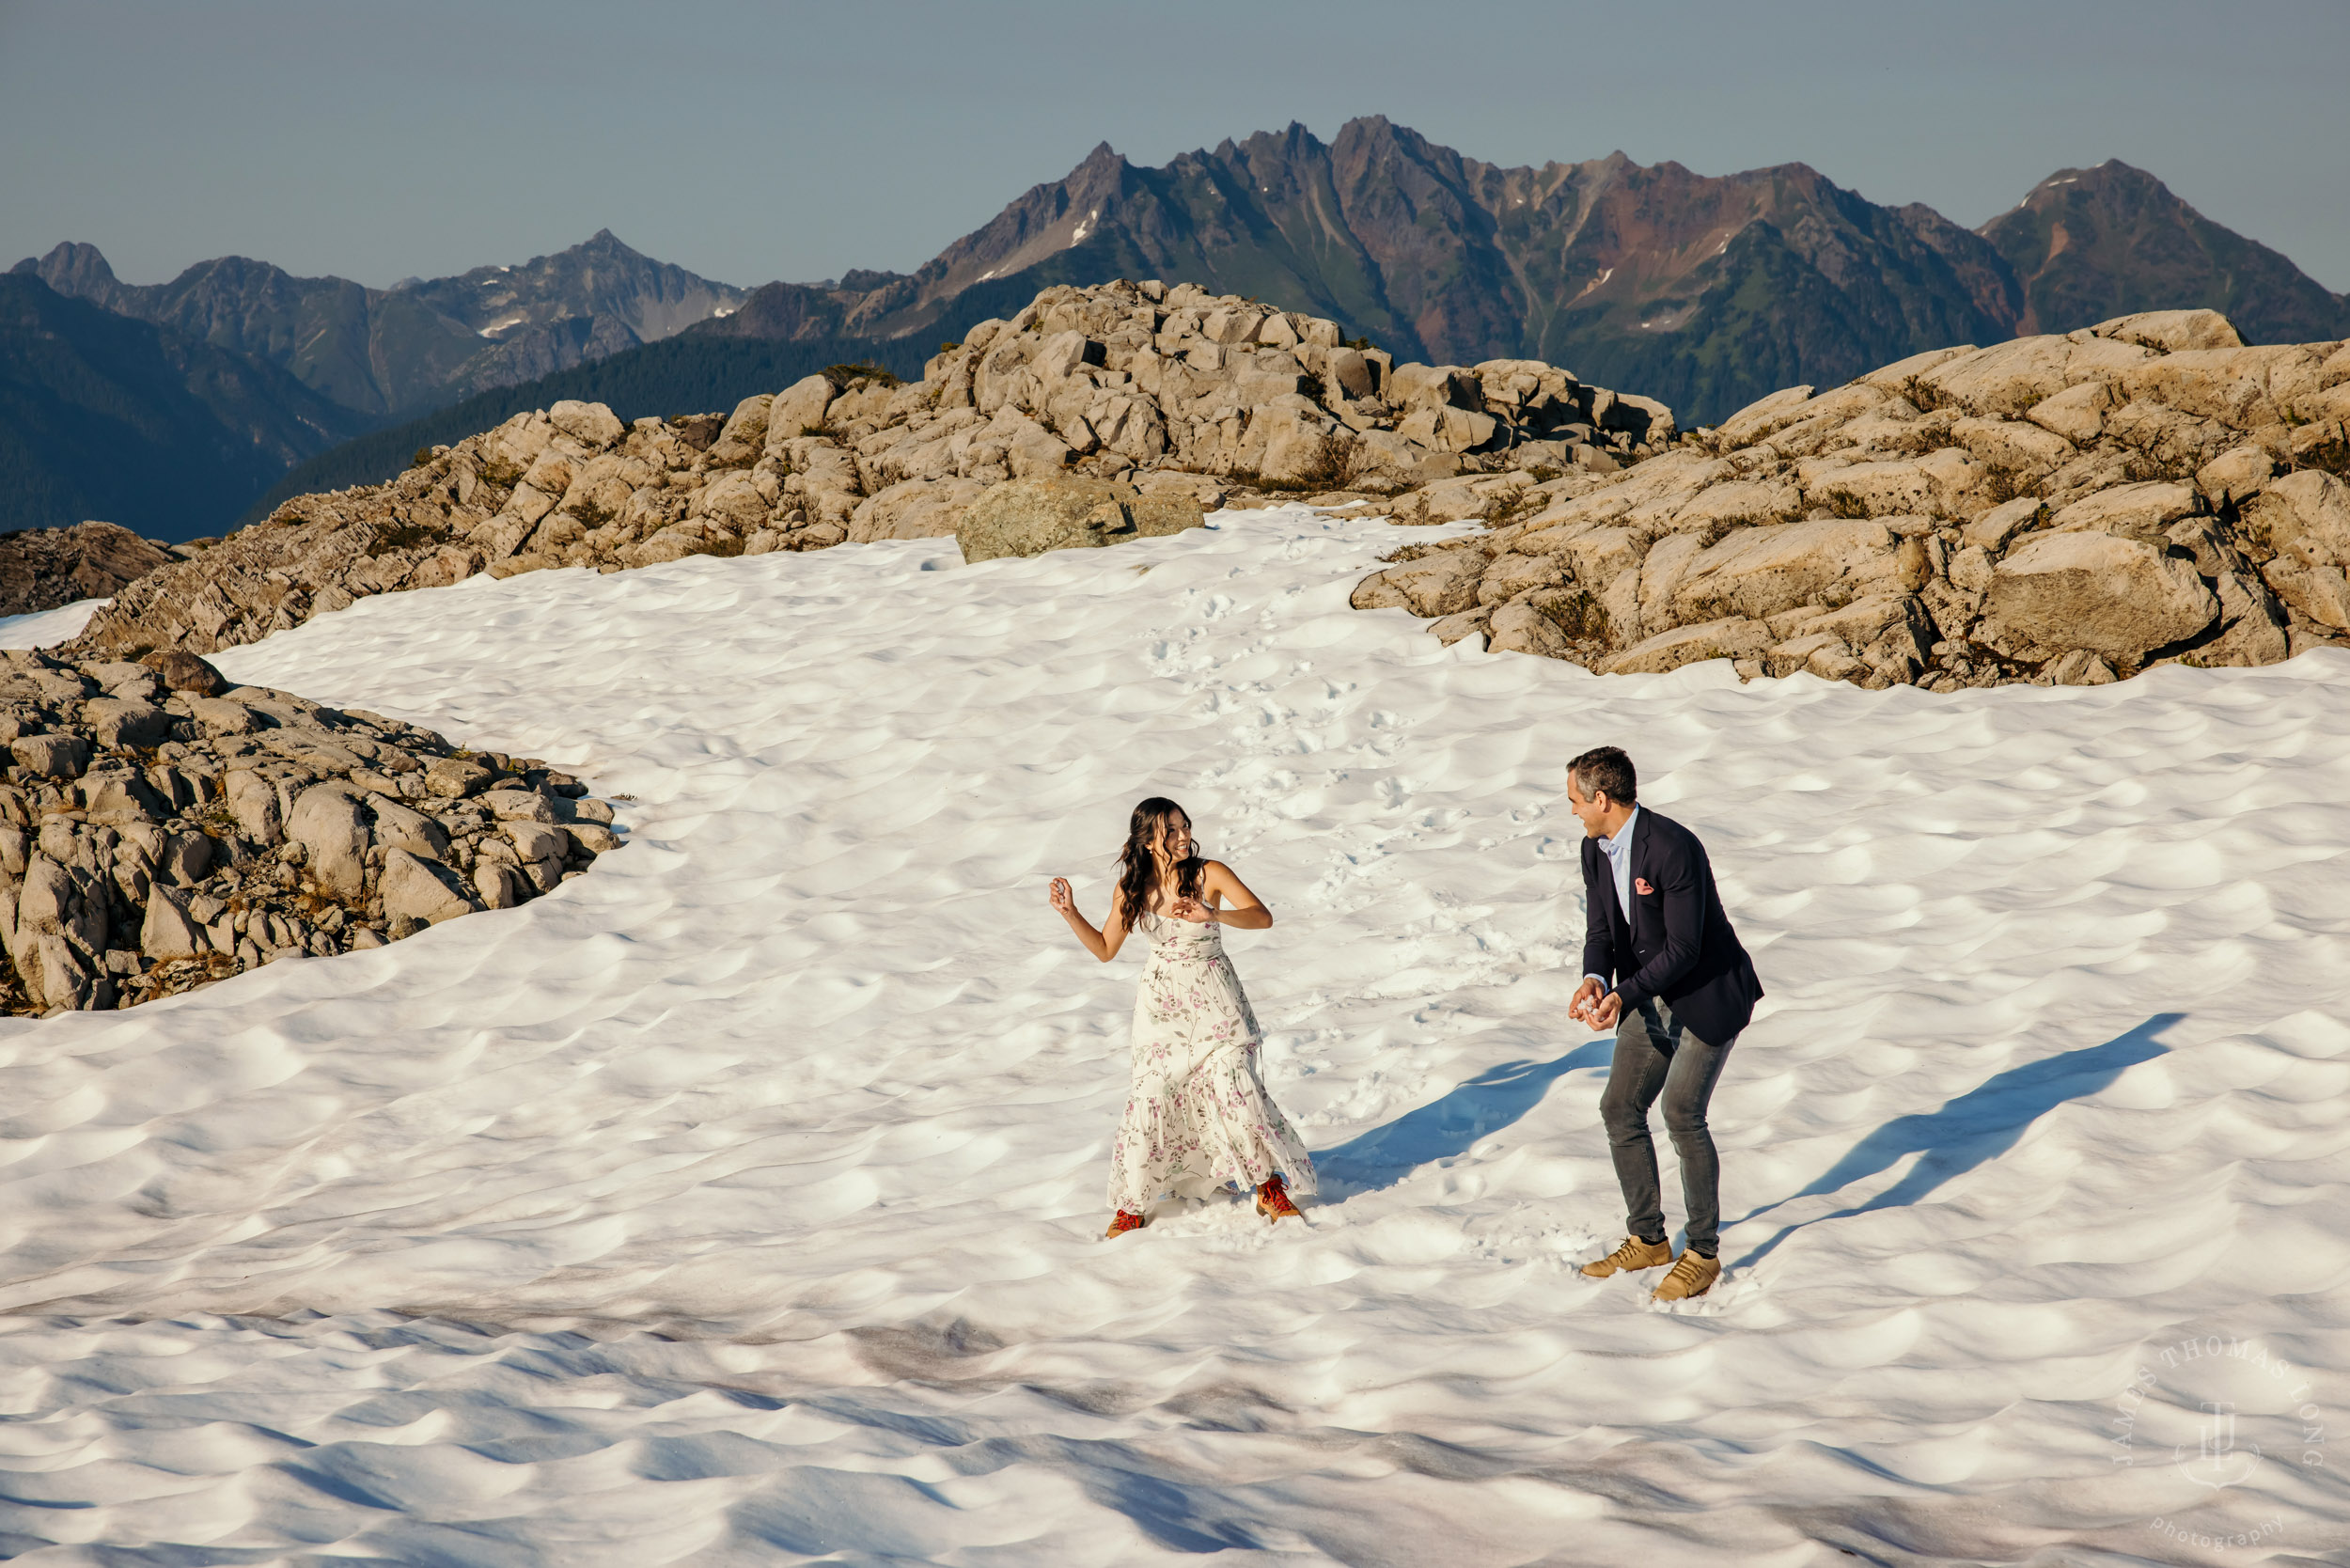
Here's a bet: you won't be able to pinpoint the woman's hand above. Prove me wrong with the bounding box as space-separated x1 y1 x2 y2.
1049 877 1074 914
1168 896 1216 924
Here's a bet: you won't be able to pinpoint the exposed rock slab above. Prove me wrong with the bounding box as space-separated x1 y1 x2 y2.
1350 309 2350 690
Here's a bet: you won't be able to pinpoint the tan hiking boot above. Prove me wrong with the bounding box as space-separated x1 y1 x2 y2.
1579 1235 1672 1278
1652 1250 1721 1301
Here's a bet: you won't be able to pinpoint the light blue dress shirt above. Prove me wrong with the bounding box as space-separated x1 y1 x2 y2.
1585 806 1640 994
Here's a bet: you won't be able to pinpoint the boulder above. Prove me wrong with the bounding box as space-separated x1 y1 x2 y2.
766 374 841 451
224 769 281 841
1600 618 1772 675
1350 550 1489 619
1486 600 1574 658
140 650 227 697
380 848 479 925
139 887 206 961
84 698 169 750
955 478 1204 563
547 400 624 449
10 733 90 779
848 478 989 543
367 795 450 859
186 697 259 735
1670 519 1904 623
2091 309 2245 354
1984 531 2217 661
2047 481 2201 541
287 785 369 899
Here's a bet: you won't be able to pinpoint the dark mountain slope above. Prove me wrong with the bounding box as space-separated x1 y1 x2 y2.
1980 161 2348 341
240 331 929 527
13 230 747 417
0 274 371 541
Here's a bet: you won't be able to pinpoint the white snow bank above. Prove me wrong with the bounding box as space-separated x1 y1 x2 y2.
0 596 107 650
0 510 2342 1562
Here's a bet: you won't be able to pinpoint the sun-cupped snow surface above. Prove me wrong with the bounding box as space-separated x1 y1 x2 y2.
0 597 107 651
0 509 2344 1565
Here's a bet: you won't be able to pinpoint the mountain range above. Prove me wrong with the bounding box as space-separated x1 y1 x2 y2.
14 228 745 418
695 119 2348 425
9 116 2346 541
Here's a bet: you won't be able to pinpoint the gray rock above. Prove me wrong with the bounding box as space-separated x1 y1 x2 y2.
1350 551 1487 619
186 697 259 735
379 848 479 925
955 477 1204 563
139 651 227 697
225 769 281 842
504 820 566 864
475 860 526 910
1985 531 2217 661
425 754 495 797
287 785 369 899
367 795 451 859
563 823 622 855
10 733 90 779
481 788 555 823
140 887 206 960
84 698 169 750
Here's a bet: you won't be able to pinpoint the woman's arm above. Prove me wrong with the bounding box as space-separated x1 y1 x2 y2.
1049 877 1130 962
1187 860 1273 930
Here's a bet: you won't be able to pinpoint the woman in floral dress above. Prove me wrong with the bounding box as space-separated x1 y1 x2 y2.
1048 798 1317 1237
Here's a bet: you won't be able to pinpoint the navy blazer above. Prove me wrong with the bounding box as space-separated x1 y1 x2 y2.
1580 808 1762 1047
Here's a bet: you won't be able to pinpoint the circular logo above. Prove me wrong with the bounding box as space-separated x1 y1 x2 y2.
2111 1331 2326 1551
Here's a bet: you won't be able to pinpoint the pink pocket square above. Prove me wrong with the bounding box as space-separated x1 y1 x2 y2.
1635 877 1655 896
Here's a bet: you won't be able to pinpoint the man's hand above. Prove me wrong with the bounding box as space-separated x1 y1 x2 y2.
1588 990 1622 1031
1570 975 1603 1025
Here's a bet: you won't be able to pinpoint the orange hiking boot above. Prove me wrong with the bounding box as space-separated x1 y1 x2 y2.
1579 1235 1672 1278
1104 1210 1147 1238
1652 1250 1721 1302
1255 1175 1303 1224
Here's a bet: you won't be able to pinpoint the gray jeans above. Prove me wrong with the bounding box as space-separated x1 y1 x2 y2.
1599 996 1734 1257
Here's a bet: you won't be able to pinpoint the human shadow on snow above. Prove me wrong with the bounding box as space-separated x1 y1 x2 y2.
1729 1011 2182 1270
1315 1039 1615 1196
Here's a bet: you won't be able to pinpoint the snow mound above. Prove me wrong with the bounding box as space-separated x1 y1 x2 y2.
0 510 2343 1561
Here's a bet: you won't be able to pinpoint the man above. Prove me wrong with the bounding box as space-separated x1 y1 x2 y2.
1565 746 1762 1301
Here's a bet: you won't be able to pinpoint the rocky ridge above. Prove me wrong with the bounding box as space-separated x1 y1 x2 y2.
63 280 1671 659
0 649 620 1014
1352 309 2350 688
0 522 182 618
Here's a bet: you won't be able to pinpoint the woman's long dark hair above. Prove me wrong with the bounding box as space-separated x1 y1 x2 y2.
1113 797 1204 932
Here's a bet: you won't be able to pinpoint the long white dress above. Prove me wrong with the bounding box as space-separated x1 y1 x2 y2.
1106 909 1318 1213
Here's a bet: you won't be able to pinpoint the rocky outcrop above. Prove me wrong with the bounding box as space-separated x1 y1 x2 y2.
0 648 619 1015
0 522 180 618
1353 309 2350 689
65 280 1668 661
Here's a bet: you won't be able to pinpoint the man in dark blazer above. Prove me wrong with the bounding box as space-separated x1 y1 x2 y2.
1565 745 1762 1301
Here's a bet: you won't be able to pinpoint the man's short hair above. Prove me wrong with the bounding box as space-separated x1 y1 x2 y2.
1569 745 1637 807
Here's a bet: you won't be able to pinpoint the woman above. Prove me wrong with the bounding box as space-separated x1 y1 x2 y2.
1049 798 1317 1237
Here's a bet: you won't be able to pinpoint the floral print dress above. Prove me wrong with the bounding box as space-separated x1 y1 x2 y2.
1106 909 1318 1214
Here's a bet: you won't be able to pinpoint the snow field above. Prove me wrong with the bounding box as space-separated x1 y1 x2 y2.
0 509 2343 1563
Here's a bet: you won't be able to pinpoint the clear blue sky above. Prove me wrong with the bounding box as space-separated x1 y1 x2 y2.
5 0 2346 293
